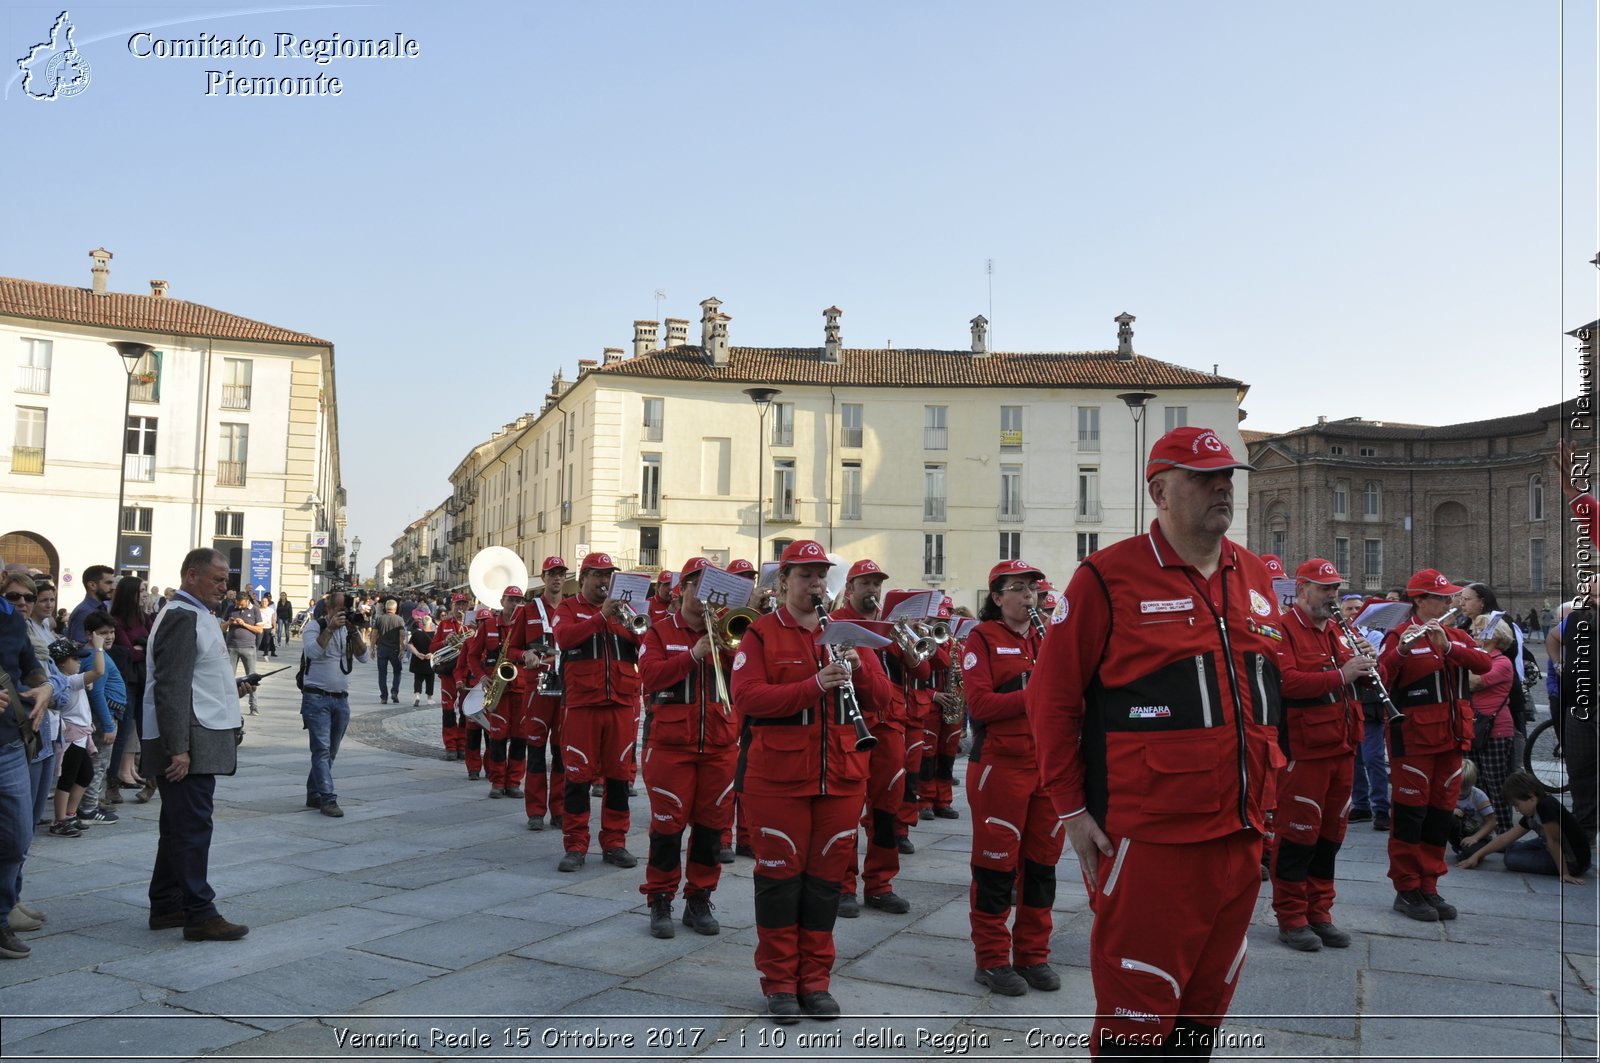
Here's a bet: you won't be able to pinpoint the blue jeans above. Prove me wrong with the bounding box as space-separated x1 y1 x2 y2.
1351 713 1391 815
28 748 55 826
1503 833 1592 876
149 772 218 924
301 692 350 806
277 617 289 642
377 652 402 699
0 740 34 925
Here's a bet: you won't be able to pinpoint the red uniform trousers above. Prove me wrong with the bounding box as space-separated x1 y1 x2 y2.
1269 754 1353 930
1088 830 1261 1054
899 691 934 831
639 742 737 899
923 709 963 810
439 674 466 754
519 691 562 820
842 723 905 899
1387 749 1462 893
561 703 636 854
483 690 526 791
744 790 862 996
967 755 1065 970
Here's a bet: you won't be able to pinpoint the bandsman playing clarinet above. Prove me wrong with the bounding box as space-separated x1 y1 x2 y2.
429 593 471 763
729 539 892 1025
503 557 569 830
637 557 738 938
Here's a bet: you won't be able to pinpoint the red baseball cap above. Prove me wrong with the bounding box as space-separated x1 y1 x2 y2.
1262 554 1285 577
580 552 619 573
1294 558 1343 585
1406 568 1464 597
679 557 711 582
474 607 493 621
988 559 1044 585
779 540 832 567
846 558 887 583
656 569 673 584
1144 426 1253 481
540 556 568 574
450 592 469 603
502 585 525 599
937 595 952 619
728 558 756 576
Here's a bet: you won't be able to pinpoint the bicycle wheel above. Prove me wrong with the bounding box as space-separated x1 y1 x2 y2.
1524 717 1570 794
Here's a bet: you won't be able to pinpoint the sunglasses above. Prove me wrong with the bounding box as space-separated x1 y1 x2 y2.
4 592 36 603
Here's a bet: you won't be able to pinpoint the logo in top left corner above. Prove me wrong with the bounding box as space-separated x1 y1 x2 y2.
18 11 91 101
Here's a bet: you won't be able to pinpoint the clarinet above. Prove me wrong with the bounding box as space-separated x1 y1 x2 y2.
1026 607 1049 641
811 596 878 751
1332 613 1404 724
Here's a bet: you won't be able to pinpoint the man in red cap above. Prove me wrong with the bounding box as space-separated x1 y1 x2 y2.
429 594 472 763
462 585 527 798
649 570 675 626
503 557 569 829
1378 568 1493 921
1030 425 1283 1056
636 557 738 937
1269 559 1374 951
552 552 645 871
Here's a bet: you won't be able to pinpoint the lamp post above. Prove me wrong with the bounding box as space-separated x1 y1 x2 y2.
743 387 781 563
1117 392 1157 538
108 342 154 573
351 536 363 587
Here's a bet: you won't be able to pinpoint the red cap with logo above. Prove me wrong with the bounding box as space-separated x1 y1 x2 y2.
846 558 886 583
540 556 568 574
728 558 756 576
411 608 429 620
474 607 493 622
679 557 711 582
1406 568 1464 597
779 540 832 567
1294 558 1343 585
937 595 953 619
656 570 673 584
1144 426 1253 481
502 585 525 599
451 592 469 603
580 552 619 573
1261 554 1285 577
988 559 1044 585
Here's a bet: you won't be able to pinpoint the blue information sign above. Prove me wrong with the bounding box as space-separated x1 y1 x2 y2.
248 540 273 598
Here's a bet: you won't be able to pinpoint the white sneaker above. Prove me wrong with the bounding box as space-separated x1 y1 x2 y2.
413 696 420 706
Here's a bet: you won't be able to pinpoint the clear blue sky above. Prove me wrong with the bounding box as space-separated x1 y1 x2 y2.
4 0 1594 560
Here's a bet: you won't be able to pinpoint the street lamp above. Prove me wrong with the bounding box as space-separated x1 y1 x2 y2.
1117 392 1157 538
351 536 363 586
109 341 154 573
743 387 782 562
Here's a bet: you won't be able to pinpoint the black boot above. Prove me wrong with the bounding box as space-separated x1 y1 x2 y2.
682 891 720 935
648 894 675 938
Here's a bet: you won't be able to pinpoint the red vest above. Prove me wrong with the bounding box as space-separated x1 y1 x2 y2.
552 596 642 710
639 613 738 752
1379 620 1493 756
1276 605 1361 759
962 619 1040 765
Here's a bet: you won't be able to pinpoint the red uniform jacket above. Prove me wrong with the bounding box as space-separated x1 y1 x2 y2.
553 596 642 710
648 595 673 626
962 620 1041 765
639 612 738 752
1029 523 1286 845
429 616 469 667
729 605 892 797
457 613 510 688
1378 619 1493 755
503 596 561 696
831 602 930 729
1275 605 1361 759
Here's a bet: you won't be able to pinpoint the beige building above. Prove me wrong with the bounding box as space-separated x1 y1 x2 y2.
0 249 347 598
426 300 1248 609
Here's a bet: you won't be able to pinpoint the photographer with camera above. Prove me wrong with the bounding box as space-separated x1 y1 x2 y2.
298 589 368 819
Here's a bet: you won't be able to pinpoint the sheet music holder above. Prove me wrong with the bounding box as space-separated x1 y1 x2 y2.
884 590 937 622
607 572 651 606
951 617 981 639
1272 578 1298 605
697 567 753 609
817 620 892 650
757 562 781 592
1355 601 1413 632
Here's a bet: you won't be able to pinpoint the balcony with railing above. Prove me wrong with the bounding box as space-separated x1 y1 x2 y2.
924 426 948 450
536 511 546 532
124 454 155 481
10 446 43 475
16 365 49 394
1075 499 1102 522
221 384 252 410
841 426 863 448
560 500 572 524
769 497 798 523
216 460 246 486
923 497 947 522
128 375 158 403
643 418 663 443
639 545 661 568
922 558 946 582
997 501 1025 523
1076 431 1099 452
617 495 664 522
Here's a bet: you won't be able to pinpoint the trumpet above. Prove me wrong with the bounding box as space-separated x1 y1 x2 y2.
1397 608 1461 649
891 619 937 666
1331 612 1403 724
481 657 519 714
812 596 877 752
918 620 952 645
614 601 651 635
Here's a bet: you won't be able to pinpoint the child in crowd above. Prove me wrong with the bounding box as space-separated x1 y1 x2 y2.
1458 771 1591 884
46 632 109 837
1451 759 1497 859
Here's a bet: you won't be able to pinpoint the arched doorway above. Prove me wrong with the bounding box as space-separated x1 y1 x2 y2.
0 530 58 580
1431 500 1473 583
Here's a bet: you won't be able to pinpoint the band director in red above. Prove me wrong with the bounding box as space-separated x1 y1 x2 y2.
429 593 471 762
1030 426 1283 1058
1270 558 1372 951
963 558 1063 997
1379 569 1492 921
637 557 738 938
553 552 645 873
729 539 891 1025
502 556 569 831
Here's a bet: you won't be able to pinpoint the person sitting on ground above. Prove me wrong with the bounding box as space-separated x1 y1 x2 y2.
1457 770 1590 884
1450 760 1497 859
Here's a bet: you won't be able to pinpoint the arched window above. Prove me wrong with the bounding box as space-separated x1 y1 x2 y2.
1362 481 1381 519
1529 474 1544 521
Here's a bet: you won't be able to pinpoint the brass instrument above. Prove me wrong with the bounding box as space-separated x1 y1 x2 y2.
1332 612 1403 724
812 596 877 751
706 605 761 717
891 618 937 666
429 630 469 671
615 601 651 635
481 657 519 714
941 641 966 725
919 620 952 645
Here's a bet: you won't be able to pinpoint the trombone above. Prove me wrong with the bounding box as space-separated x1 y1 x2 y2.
707 604 762 715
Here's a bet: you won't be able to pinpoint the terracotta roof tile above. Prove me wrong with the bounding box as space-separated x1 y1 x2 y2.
1268 403 1564 442
0 276 329 346
595 345 1241 389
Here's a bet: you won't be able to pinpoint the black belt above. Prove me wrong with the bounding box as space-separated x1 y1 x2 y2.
303 687 349 698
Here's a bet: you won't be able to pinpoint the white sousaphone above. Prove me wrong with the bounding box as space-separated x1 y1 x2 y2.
458 547 529 729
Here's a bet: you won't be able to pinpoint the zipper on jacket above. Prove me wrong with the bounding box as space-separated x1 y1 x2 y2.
697 655 707 754
1216 604 1250 830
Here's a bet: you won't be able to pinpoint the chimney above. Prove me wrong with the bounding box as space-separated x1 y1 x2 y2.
710 311 731 367
1316 415 1328 425
632 320 658 358
603 347 624 366
1114 312 1136 360
664 318 689 348
822 305 842 363
579 357 601 374
970 314 989 355
89 248 112 295
699 297 722 348
150 280 170 299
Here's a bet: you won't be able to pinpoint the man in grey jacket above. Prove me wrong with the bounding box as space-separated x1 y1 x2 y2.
141 549 256 942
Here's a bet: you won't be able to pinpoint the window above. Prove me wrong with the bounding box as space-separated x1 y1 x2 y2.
12 406 45 474
17 338 50 394
1164 406 1188 433
121 507 153 572
701 437 731 495
771 402 795 447
1076 532 1099 561
1530 475 1544 521
128 351 161 403
841 461 862 520
221 358 252 409
213 511 244 591
1329 445 1345 456
1363 538 1383 583
923 533 946 580
642 398 664 442
841 403 863 448
1270 529 1286 560
215 511 244 537
1362 480 1381 519
640 453 661 515
924 406 948 450
923 463 947 521
1334 537 1350 579
1076 467 1100 520
999 531 1021 561
1358 446 1377 458
1001 405 1023 448
1076 406 1099 451
640 526 661 569
772 458 796 520
125 415 157 481
1530 538 1545 589
999 464 1023 521
1333 479 1349 518
123 506 154 533
770 537 793 562
217 423 248 486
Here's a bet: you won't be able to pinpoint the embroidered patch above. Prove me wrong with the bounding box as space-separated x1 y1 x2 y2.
1051 597 1070 623
963 651 978 671
1249 590 1272 616
1140 597 1193 614
1128 705 1172 719
732 651 747 671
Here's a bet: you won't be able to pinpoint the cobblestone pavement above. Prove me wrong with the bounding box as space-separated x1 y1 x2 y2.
2 654 1595 1062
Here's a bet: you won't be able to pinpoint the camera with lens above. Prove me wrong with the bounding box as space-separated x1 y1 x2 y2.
344 608 368 629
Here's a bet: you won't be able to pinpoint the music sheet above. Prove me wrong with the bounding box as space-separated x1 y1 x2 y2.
1355 601 1413 631
697 567 754 608
607 572 651 606
818 619 892 649
884 590 937 621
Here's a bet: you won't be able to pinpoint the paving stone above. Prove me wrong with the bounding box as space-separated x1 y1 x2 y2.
836 931 987 995
355 913 567 967
353 954 622 1015
515 911 723 977
0 969 161 1040
165 948 446 1030
0 931 150 990
1360 1015 1564 1060
1359 969 1563 1034
0 1003 260 1059
1369 934 1574 991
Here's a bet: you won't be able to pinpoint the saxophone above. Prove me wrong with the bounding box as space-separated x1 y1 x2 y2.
941 640 966 725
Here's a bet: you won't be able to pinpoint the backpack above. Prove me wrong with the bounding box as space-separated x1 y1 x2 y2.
295 651 308 691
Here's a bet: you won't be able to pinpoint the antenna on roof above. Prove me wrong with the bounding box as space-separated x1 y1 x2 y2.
986 258 994 349
654 289 666 319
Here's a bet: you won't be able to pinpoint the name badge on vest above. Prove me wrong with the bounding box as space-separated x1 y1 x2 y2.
1140 598 1193 614
996 646 1022 655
